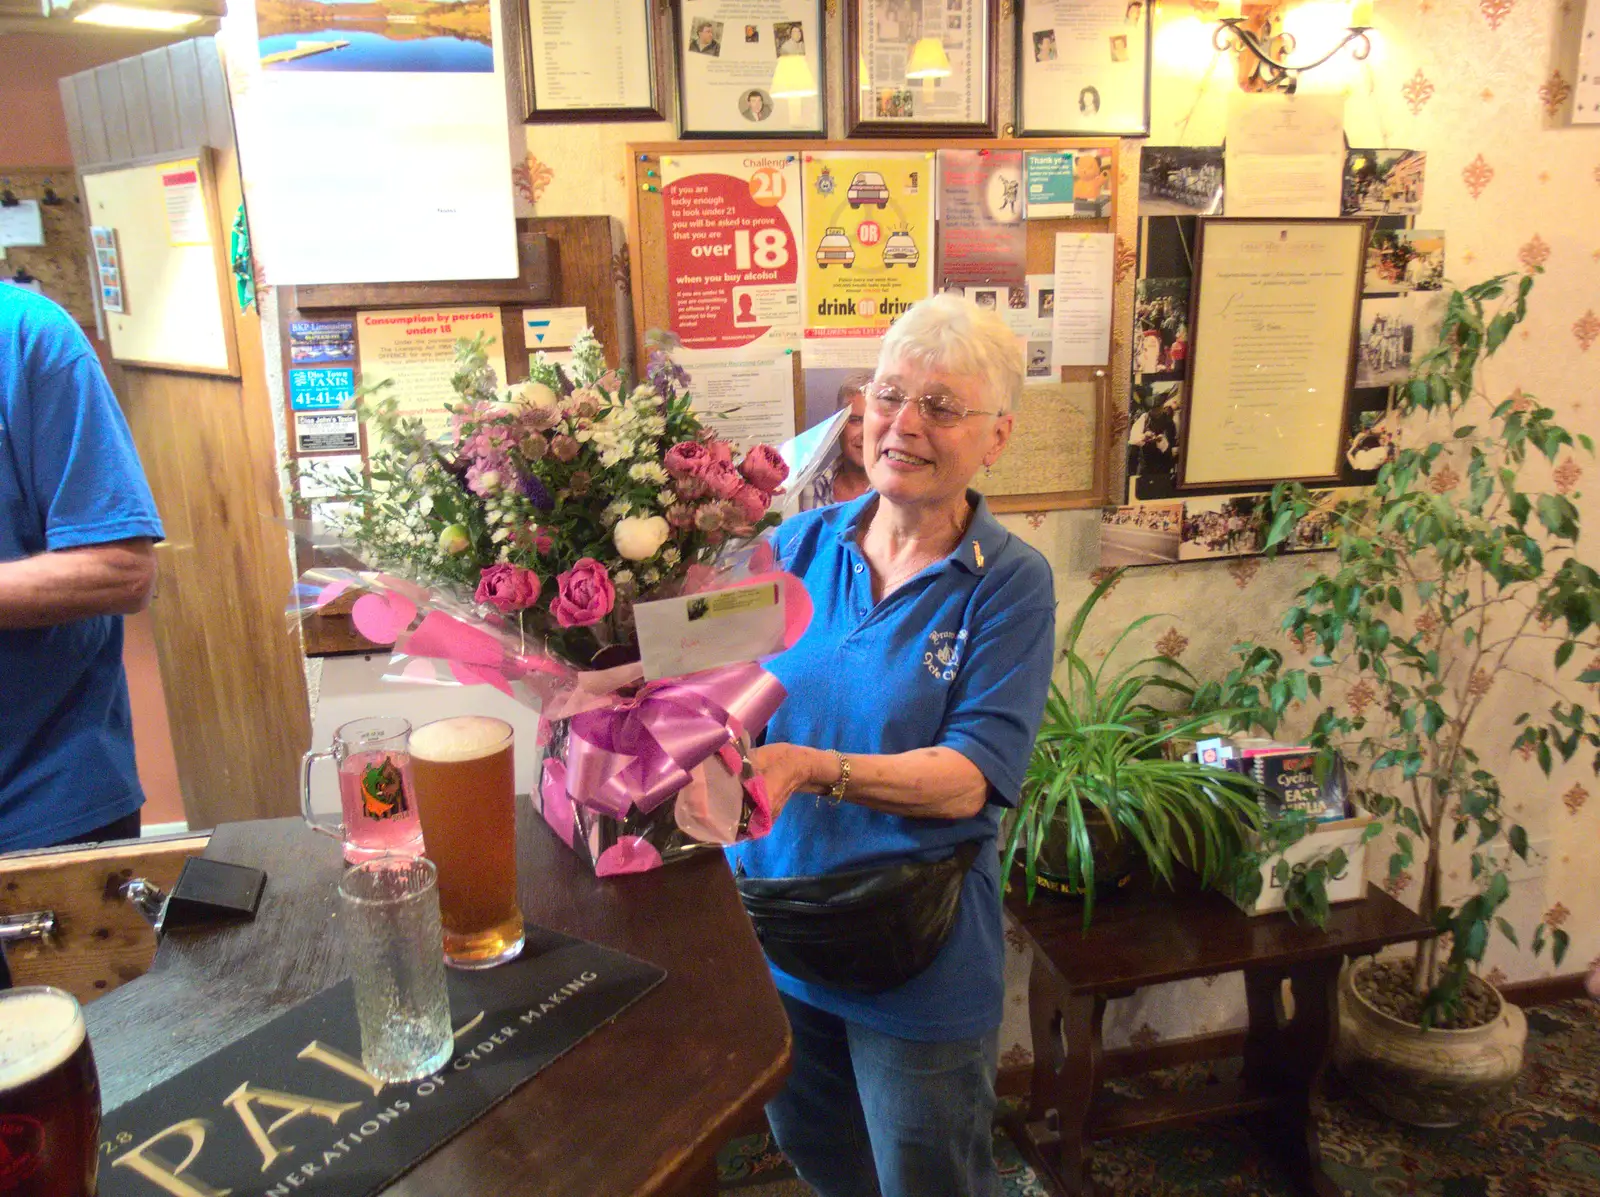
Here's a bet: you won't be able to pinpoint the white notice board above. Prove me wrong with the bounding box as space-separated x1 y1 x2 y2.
81 150 238 375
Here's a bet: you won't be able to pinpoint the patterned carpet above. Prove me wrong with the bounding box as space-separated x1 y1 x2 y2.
717 997 1600 1196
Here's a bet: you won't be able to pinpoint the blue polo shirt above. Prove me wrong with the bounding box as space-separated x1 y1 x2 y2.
729 490 1056 1041
0 286 164 850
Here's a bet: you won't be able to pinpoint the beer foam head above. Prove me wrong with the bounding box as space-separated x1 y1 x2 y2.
0 988 84 1093
411 716 512 763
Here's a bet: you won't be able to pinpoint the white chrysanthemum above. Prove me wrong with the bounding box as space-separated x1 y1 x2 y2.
613 569 636 588
629 461 669 486
641 567 660 586
601 497 632 526
491 528 510 543
661 545 681 568
656 488 676 508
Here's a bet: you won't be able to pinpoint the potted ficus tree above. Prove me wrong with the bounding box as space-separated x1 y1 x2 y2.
1001 570 1266 927
1208 270 1600 1126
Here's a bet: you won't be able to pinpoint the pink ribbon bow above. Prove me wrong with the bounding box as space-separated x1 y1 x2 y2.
563 662 785 820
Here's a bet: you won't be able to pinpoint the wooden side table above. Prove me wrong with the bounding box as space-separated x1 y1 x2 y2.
1003 879 1432 1197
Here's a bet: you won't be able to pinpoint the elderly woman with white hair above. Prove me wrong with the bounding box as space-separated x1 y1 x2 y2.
730 293 1057 1197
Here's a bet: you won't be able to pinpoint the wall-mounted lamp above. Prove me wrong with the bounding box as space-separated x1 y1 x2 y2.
770 54 817 124
905 36 951 111
1214 1 1374 89
72 3 206 29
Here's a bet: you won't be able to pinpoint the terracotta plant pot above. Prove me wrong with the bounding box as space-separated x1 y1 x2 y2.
1334 957 1526 1127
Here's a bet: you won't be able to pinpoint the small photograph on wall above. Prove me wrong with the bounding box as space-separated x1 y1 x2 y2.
1179 494 1266 561
1355 295 1418 388
1343 402 1399 475
256 0 494 72
1072 149 1114 218
1364 229 1445 293
1125 379 1183 500
1139 147 1223 216
1099 502 1181 567
1342 149 1426 216
1133 277 1189 376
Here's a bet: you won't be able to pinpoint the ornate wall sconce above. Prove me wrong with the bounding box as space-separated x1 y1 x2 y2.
1214 1 1373 92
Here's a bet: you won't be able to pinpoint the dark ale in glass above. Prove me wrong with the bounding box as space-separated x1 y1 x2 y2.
0 986 101 1197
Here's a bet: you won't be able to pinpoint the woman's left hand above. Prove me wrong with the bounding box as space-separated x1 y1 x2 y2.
749 742 826 821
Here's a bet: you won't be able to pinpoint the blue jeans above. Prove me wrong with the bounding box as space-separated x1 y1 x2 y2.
765 993 1002 1197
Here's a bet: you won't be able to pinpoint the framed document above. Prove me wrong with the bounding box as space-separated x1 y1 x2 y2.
1017 0 1151 136
845 0 999 137
676 0 827 138
512 0 666 123
1179 218 1369 489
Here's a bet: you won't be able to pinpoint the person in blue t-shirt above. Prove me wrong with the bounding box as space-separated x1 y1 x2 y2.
0 286 164 852
730 293 1057 1197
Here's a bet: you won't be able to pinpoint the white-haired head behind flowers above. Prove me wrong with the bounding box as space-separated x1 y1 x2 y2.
334 329 788 667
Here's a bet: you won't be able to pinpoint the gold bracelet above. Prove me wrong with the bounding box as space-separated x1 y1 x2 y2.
825 751 851 806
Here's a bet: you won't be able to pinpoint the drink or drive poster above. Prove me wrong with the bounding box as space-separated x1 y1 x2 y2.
662 153 803 352
801 151 934 348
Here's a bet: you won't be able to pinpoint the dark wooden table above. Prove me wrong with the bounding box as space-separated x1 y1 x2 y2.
1003 879 1432 1197
85 814 791 1196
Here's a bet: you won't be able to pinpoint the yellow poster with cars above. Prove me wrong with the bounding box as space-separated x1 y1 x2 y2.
801 151 935 353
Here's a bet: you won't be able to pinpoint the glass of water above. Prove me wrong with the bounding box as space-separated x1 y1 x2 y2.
338 856 454 1082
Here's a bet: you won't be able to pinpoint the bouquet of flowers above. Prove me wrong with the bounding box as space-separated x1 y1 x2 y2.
302 330 804 874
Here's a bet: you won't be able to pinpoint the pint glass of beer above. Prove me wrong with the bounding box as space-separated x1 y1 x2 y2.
0 987 101 1197
409 716 525 968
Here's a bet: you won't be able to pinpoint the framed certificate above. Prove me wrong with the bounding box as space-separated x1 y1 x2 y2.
1179 218 1369 489
675 0 827 138
845 0 999 137
1016 0 1151 137
511 0 666 123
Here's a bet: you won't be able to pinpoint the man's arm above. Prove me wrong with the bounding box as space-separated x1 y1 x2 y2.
0 539 157 629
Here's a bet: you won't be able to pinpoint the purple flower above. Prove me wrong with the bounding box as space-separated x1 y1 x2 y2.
520 473 555 510
646 349 690 398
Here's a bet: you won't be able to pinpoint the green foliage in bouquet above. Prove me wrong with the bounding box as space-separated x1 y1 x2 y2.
1199 271 1600 1025
330 331 790 665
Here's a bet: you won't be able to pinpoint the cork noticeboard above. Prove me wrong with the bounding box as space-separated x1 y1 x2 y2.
81 148 239 376
625 137 1123 513
0 169 95 327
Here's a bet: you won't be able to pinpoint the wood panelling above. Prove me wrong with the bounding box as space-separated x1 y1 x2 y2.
62 38 232 173
63 38 311 829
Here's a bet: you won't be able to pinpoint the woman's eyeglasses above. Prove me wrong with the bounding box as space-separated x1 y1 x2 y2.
864 382 1003 428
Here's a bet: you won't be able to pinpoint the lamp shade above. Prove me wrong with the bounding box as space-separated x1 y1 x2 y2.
1215 0 1242 19
771 53 817 99
1350 1 1374 25
905 36 951 80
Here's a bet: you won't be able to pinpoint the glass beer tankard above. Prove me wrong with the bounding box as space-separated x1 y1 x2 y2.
408 716 525 969
301 716 426 863
0 987 102 1197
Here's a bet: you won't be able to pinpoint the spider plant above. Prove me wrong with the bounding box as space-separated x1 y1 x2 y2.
1001 568 1266 927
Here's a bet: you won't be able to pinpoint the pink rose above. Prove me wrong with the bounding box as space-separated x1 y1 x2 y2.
664 441 711 479
702 437 735 466
550 558 615 628
703 461 745 501
730 484 771 527
475 564 541 614
739 444 789 493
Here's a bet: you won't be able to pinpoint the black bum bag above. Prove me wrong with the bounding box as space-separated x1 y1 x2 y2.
735 841 982 995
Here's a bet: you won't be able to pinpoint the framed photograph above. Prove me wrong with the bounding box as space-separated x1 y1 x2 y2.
845 0 999 137
1016 0 1151 137
1178 218 1369 490
511 0 666 123
675 0 827 137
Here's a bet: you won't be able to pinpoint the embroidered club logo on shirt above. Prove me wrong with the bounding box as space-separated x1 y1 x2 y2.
924 629 968 681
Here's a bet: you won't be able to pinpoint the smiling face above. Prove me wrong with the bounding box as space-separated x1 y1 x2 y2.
840 387 867 468
696 23 715 46
864 361 1012 513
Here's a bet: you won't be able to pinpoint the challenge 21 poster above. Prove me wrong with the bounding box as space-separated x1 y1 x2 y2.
801 151 935 360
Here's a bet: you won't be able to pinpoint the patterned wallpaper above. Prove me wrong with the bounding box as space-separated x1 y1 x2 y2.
514 0 1600 1057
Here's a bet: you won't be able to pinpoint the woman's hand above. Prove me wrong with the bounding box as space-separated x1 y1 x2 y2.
750 742 829 821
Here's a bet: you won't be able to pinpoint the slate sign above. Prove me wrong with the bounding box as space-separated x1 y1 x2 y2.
98 936 664 1196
